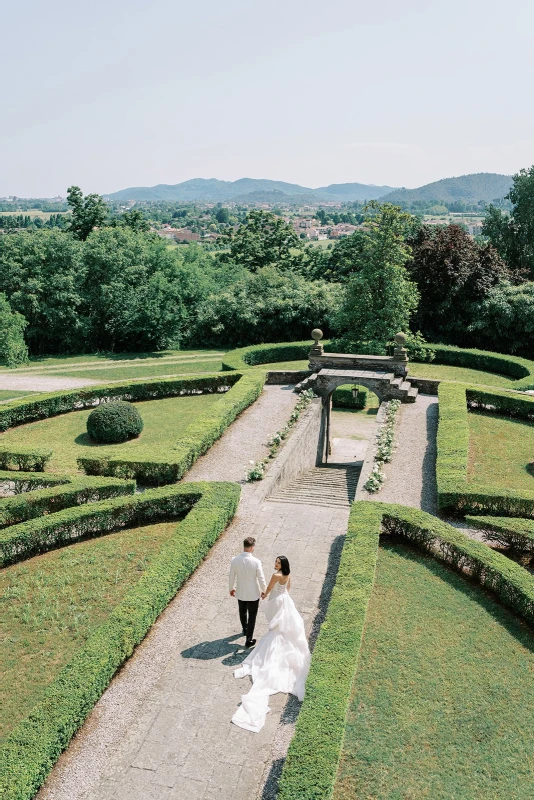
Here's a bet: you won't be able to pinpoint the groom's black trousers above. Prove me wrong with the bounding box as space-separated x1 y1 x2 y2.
238 599 259 641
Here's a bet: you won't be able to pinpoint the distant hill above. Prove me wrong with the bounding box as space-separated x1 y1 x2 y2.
316 182 395 201
382 173 512 205
104 177 396 204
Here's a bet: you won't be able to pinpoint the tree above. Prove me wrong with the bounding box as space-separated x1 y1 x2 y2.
67 185 108 241
215 206 230 224
118 208 150 233
0 231 84 354
191 267 339 347
222 210 302 271
406 223 509 344
333 204 419 354
469 280 534 357
482 164 534 278
0 293 29 366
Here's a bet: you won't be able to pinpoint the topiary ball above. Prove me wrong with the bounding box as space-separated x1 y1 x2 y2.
87 401 143 444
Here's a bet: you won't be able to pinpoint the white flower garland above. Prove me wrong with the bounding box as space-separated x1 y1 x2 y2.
364 399 401 493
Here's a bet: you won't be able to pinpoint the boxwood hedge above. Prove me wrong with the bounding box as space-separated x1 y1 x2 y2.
278 501 534 800
437 382 534 516
0 476 135 530
221 340 330 371
77 370 266 484
0 470 70 495
332 385 368 410
0 481 205 566
0 373 242 432
466 514 534 553
0 481 240 800
0 446 52 472
421 343 534 389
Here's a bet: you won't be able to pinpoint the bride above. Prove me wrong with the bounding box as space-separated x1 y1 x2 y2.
231 556 311 733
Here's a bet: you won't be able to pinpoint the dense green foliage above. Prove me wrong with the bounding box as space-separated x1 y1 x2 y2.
279 501 534 800
0 481 240 800
332 385 368 410
86 401 143 444
483 165 534 278
333 205 419 353
0 293 29 367
66 185 108 241
469 280 534 357
0 476 135 529
221 210 301 271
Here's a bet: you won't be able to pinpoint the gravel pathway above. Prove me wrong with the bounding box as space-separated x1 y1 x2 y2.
36 385 352 800
0 374 98 391
373 394 439 514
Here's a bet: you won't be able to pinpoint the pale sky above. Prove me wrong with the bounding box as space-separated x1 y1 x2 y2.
2 0 533 197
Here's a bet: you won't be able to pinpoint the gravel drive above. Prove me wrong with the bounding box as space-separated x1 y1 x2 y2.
0 374 98 391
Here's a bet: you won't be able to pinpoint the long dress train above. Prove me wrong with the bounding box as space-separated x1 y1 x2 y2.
231 580 310 733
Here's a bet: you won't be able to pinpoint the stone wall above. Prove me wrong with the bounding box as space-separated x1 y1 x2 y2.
259 397 324 503
265 370 312 385
407 376 440 395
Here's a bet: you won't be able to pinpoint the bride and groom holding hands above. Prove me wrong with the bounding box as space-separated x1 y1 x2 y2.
228 537 311 733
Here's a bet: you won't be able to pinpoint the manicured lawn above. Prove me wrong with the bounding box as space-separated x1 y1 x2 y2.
0 520 180 743
334 542 534 800
48 358 223 381
13 349 223 370
468 411 534 492
0 391 36 402
0 394 221 474
409 361 515 388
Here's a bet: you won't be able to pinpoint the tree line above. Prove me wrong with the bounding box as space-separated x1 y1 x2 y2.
1 166 534 365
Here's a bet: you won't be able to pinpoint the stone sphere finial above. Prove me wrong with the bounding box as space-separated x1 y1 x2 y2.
311 328 323 343
394 332 406 346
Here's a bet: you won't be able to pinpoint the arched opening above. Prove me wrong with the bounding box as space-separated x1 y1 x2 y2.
326 383 381 466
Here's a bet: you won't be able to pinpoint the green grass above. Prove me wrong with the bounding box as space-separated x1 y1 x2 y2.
409 361 515 387
0 520 180 743
0 394 221 474
334 541 534 800
47 359 224 381
12 349 223 370
467 411 534 493
0 391 36 402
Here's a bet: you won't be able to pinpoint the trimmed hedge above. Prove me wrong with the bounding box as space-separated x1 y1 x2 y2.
0 470 70 495
279 501 534 800
0 476 136 529
0 373 241 432
332 385 368 410
0 482 203 566
466 514 534 553
422 343 534 389
87 400 143 443
0 481 240 800
0 446 52 472
77 370 266 484
221 340 332 371
437 382 534 517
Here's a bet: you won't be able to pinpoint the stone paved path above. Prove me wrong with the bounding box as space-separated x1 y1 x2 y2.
37 386 350 800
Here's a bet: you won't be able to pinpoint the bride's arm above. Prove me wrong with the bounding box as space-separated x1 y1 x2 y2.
287 576 291 591
261 573 279 599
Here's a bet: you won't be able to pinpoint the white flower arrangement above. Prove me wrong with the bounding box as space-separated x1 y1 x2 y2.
364 399 401 493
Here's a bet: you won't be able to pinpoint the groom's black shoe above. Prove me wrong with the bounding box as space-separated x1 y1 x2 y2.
245 639 256 648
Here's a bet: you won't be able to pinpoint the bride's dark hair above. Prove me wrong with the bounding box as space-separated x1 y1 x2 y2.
277 556 290 576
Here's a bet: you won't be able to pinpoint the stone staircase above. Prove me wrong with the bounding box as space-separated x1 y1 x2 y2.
267 465 361 508
295 369 418 403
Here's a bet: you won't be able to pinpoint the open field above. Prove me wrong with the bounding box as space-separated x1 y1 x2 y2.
468 411 534 493
0 210 69 220
0 394 221 473
0 520 181 743
334 541 534 800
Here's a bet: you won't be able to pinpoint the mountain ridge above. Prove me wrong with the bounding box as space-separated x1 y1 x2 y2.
104 173 513 205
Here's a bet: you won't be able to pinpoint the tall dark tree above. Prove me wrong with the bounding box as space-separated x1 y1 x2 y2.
406 224 509 344
67 185 108 241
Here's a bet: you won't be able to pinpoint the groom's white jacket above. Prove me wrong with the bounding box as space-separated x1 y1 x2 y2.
229 552 267 601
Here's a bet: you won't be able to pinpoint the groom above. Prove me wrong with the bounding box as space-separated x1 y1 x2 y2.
229 536 267 648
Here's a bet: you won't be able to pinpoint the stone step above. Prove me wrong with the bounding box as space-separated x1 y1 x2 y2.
267 466 361 507
390 376 403 388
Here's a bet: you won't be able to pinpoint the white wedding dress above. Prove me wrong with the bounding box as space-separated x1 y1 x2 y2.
232 577 311 732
